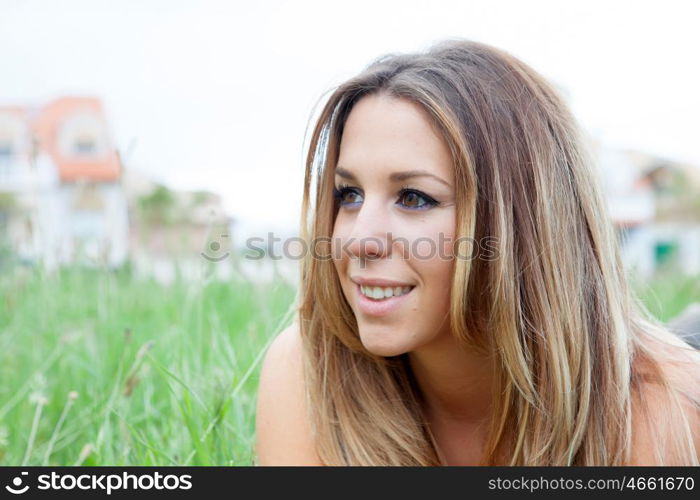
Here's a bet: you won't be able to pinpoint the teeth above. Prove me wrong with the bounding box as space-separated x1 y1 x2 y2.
360 285 413 300
378 286 393 298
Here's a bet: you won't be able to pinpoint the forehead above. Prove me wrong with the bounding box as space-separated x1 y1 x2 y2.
336 94 454 183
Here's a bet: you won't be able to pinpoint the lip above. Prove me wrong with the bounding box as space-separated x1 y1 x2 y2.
354 282 415 317
350 276 416 288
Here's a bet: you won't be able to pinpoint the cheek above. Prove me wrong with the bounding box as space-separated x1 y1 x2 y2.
330 213 349 252
415 250 454 297
330 219 363 317
401 213 455 262
409 218 455 307
331 219 351 275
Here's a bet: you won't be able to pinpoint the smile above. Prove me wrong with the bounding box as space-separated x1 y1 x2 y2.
359 285 414 300
354 283 415 317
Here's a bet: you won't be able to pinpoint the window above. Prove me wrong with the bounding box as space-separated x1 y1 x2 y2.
74 135 96 155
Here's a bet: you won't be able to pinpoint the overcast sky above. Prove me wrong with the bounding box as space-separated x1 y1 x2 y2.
1 0 698 241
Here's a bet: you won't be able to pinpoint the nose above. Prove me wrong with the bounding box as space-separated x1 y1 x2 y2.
344 198 392 261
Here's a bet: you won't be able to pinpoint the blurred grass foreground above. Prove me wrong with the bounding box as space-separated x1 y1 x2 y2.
1 259 699 466
0 261 296 466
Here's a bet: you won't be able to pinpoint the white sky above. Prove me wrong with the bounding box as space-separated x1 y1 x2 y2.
1 0 699 241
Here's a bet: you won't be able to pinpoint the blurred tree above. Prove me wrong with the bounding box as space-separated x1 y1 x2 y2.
137 184 176 226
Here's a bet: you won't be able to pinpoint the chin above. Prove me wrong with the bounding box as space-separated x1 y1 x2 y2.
358 328 412 357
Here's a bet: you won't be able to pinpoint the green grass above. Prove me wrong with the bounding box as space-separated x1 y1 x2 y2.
0 260 697 466
629 268 700 323
0 260 296 466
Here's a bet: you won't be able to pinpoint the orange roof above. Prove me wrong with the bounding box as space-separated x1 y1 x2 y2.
33 97 120 182
0 105 30 117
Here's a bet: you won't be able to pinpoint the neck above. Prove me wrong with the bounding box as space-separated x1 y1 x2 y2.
407 331 496 425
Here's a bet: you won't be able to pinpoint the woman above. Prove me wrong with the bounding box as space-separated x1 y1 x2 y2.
255 39 700 465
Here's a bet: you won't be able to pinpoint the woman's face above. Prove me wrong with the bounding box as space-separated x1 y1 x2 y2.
331 94 457 357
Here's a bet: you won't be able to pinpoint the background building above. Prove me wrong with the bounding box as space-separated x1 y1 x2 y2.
0 97 128 268
596 143 700 279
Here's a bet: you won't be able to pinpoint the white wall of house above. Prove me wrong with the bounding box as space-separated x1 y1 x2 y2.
52 181 129 268
599 148 655 224
0 130 60 265
619 223 700 278
1 151 129 269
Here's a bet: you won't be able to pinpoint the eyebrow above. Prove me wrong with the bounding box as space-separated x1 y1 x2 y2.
335 166 451 188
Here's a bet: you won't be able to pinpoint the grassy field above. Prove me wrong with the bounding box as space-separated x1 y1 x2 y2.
0 260 296 466
630 268 700 323
0 261 698 466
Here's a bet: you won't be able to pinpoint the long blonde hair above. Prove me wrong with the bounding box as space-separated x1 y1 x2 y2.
296 39 699 465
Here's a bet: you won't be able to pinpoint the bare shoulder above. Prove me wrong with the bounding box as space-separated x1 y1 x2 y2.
255 321 323 465
628 339 700 465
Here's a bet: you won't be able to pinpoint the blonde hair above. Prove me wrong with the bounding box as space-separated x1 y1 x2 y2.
296 39 699 465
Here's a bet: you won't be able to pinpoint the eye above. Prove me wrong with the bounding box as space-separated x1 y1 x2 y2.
333 184 363 206
333 184 440 211
397 187 439 210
